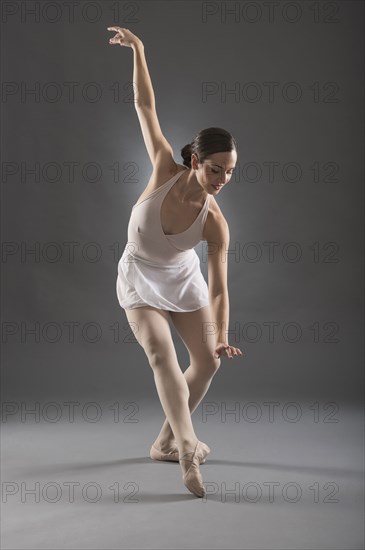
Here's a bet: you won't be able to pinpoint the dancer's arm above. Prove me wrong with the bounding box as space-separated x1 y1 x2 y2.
207 217 230 344
206 215 243 360
107 27 175 168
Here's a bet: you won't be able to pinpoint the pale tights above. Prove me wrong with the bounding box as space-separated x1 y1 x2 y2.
125 305 220 470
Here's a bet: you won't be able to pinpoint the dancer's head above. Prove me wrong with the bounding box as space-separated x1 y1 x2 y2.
181 127 237 193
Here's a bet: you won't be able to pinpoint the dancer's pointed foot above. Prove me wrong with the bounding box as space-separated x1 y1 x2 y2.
179 440 206 498
150 439 210 464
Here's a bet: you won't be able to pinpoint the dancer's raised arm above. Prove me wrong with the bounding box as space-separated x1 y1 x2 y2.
107 27 175 168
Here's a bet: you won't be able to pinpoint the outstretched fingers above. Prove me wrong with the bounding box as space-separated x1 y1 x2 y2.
226 345 243 359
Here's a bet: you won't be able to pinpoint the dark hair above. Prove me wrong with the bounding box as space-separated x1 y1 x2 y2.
181 127 237 169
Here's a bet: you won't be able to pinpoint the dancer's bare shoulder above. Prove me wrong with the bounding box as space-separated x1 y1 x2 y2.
202 197 229 245
135 156 185 205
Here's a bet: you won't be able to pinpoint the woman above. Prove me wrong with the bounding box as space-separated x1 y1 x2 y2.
108 27 243 498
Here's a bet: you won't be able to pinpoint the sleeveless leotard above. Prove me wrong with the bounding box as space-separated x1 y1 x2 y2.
116 169 211 311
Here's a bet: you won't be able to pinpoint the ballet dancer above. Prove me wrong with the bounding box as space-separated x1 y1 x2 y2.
108 26 243 498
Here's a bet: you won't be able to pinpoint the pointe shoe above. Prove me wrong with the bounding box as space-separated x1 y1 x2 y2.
179 440 206 498
150 441 210 464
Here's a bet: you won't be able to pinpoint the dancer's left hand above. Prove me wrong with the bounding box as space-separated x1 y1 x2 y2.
214 342 243 359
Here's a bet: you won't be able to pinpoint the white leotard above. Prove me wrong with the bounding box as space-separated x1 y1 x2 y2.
116 168 211 311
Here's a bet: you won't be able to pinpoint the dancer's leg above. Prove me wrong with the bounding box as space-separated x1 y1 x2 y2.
153 304 221 447
153 365 215 446
124 305 201 462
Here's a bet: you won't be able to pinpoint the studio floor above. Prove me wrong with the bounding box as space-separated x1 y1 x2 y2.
1 399 364 549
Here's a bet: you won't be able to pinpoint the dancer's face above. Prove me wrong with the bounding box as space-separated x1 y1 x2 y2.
192 150 237 194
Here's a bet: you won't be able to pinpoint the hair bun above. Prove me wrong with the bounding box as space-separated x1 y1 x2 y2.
181 143 193 168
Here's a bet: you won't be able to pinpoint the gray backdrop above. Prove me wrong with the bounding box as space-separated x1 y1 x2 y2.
2 0 363 404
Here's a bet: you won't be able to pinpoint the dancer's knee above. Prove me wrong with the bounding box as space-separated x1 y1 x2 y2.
142 339 174 371
210 355 221 374
192 354 221 376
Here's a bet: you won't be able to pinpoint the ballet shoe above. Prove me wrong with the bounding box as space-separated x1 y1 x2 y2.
149 444 180 462
179 440 206 498
150 440 210 464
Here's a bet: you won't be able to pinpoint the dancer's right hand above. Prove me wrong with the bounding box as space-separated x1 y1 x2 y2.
107 27 141 48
